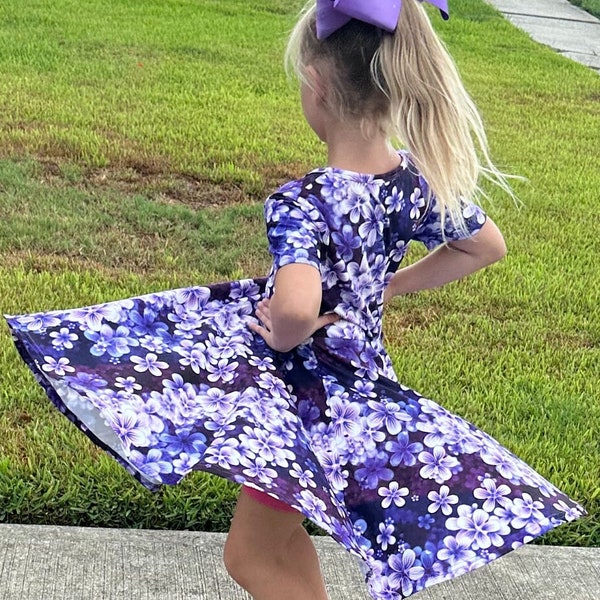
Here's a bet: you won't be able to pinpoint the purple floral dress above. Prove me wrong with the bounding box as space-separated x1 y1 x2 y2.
5 151 585 599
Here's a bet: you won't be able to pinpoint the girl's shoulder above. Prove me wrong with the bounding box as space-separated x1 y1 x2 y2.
265 150 424 220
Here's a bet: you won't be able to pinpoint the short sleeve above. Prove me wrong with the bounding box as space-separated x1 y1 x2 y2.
412 178 487 251
265 191 323 272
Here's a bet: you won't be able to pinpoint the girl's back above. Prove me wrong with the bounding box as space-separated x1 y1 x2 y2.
265 151 486 379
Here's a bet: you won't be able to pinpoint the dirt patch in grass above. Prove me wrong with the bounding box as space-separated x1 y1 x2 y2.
34 159 254 208
33 158 314 209
88 166 252 208
544 331 597 350
1 249 117 276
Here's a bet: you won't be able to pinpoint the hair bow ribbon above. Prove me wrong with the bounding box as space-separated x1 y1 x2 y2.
316 0 449 40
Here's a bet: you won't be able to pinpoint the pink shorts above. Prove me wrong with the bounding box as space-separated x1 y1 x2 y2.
242 486 298 513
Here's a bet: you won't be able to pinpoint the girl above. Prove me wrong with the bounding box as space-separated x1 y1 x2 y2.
6 1 585 599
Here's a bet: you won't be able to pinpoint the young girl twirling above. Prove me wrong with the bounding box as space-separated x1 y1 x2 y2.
6 1 585 599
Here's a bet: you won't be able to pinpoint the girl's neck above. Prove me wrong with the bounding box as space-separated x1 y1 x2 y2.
325 124 401 176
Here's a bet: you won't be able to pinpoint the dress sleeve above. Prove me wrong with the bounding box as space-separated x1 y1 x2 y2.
264 191 322 272
412 178 487 251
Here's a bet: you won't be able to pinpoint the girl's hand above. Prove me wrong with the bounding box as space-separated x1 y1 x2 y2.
248 297 339 350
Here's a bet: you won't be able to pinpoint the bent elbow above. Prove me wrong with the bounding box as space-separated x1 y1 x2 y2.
488 236 507 265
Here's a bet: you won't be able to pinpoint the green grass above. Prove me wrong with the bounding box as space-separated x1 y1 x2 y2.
0 0 598 546
568 0 600 19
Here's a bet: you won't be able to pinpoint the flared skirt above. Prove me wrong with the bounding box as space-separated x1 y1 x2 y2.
5 277 586 600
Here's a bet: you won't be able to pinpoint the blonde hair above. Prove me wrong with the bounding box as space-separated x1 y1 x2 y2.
286 0 514 230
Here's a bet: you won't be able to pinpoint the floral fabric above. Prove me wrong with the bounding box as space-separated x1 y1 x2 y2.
5 152 585 599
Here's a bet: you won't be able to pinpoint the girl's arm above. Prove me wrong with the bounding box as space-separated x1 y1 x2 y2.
384 218 507 302
248 263 338 352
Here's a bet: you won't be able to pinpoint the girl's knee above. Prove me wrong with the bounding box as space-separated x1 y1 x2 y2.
223 533 260 587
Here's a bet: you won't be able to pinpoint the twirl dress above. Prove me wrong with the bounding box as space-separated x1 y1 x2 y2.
5 151 585 599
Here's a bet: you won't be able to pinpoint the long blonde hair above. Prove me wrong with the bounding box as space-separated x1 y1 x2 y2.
286 0 514 230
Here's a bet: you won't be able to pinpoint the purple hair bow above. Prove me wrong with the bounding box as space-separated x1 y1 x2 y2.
316 0 449 40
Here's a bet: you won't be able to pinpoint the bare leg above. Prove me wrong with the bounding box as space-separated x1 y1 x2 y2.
224 489 329 600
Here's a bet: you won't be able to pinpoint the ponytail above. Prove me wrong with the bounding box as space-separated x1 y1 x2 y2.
374 0 513 230
287 0 515 229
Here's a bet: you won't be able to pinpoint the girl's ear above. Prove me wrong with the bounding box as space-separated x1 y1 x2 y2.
304 65 327 103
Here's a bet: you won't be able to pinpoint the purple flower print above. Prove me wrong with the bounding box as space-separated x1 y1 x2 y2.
328 398 362 436
15 312 62 332
241 456 278 485
71 303 125 330
105 410 148 450
173 452 200 475
174 286 211 310
290 462 317 488
367 400 410 435
377 521 397 551
6 150 585 600
385 431 423 467
203 438 241 469
437 535 476 565
84 324 138 358
510 493 546 531
332 224 362 261
355 453 393 490
158 428 207 457
129 448 173 479
388 549 425 597
128 308 168 337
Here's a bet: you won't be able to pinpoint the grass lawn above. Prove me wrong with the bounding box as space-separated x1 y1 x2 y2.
569 0 600 18
0 0 598 546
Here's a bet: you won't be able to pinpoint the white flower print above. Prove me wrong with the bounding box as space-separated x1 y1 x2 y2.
474 478 512 511
418 446 459 483
130 352 169 376
378 482 409 508
366 400 409 435
385 186 404 212
446 505 505 549
206 358 239 383
50 327 78 349
427 485 459 515
290 462 317 488
41 356 75 376
115 376 142 393
409 187 426 219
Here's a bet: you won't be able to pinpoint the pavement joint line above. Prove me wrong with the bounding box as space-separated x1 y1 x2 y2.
502 10 600 25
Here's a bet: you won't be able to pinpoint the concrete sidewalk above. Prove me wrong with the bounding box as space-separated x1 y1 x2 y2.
488 0 600 72
1 524 598 600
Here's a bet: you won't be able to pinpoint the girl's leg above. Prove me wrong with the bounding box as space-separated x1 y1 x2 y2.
223 488 329 600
